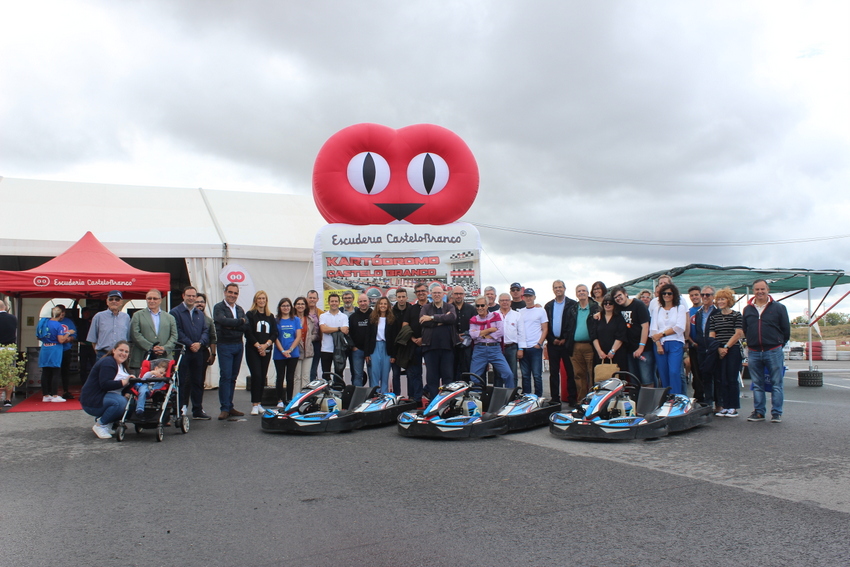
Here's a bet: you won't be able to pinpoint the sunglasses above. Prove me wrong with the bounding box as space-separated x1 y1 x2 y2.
108 297 122 301
603 302 614 306
475 304 487 308
701 293 714 297
661 292 674 296
145 297 160 301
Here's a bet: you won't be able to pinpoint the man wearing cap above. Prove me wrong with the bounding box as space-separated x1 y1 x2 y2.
517 288 548 397
509 283 526 311
129 289 178 377
86 290 131 360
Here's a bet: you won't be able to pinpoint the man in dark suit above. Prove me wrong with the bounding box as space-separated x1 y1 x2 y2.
170 286 211 420
129 289 178 375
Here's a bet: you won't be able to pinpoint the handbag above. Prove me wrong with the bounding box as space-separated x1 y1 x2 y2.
594 358 620 383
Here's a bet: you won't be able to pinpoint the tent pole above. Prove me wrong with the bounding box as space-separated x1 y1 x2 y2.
807 275 813 372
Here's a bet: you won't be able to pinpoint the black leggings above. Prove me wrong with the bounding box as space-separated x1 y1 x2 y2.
245 348 272 404
273 358 298 403
41 367 60 396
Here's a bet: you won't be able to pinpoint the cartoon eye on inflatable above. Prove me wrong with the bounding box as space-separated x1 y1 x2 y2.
347 152 390 195
407 153 449 196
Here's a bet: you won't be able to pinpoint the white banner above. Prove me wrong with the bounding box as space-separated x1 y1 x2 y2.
313 222 482 307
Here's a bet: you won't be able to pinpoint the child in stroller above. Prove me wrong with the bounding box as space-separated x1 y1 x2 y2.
134 358 169 420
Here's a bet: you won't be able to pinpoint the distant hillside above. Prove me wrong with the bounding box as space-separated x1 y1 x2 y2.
791 324 850 346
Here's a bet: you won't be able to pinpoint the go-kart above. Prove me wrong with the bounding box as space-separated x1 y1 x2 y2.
261 374 418 433
549 372 669 440
549 371 713 440
397 372 558 439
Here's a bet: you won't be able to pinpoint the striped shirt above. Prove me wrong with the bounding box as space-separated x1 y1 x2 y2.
709 310 742 345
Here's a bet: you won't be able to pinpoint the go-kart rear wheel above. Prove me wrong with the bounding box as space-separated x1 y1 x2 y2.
116 424 126 442
156 425 164 442
180 416 190 433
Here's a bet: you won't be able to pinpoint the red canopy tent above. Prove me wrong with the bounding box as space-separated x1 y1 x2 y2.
0 231 170 299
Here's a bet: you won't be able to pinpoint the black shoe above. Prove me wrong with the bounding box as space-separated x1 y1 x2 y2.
747 411 765 422
193 412 212 420
3 399 12 407
63 392 75 400
135 411 146 421
550 398 561 405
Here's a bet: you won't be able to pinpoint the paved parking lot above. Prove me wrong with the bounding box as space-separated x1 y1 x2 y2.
2 364 849 567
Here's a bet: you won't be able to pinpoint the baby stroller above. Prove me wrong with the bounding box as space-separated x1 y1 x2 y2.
115 344 189 442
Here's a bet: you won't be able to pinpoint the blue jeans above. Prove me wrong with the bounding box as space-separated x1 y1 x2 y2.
217 342 244 413
423 348 454 398
309 340 322 380
82 391 127 427
627 346 657 386
494 343 518 387
471 344 514 389
369 341 391 394
350 348 367 386
748 348 784 416
134 382 165 413
406 344 424 403
656 340 684 395
520 347 543 396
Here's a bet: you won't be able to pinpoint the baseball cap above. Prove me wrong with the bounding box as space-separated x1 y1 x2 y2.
510 282 522 290
107 290 123 299
522 288 535 296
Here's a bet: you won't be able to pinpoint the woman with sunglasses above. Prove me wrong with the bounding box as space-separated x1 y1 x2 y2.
365 297 400 394
649 283 687 394
270 297 301 412
588 294 628 373
245 291 278 415
468 296 514 389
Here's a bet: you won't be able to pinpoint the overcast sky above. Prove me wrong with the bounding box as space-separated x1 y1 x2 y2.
2 1 848 314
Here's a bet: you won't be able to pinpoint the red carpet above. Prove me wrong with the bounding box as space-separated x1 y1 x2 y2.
6 390 82 413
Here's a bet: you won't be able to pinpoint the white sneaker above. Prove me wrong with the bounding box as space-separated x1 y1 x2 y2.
42 396 53 402
277 401 286 408
50 395 67 402
92 423 113 439
725 409 739 418
714 409 727 417
250 406 260 416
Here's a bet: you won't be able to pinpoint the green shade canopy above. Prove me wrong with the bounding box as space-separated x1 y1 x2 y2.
619 264 850 296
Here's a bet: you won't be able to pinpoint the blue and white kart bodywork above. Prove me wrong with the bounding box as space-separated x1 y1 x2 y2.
549 372 712 440
261 378 358 433
491 391 561 432
549 376 668 440
397 373 560 438
654 393 713 433
397 380 508 438
261 376 419 433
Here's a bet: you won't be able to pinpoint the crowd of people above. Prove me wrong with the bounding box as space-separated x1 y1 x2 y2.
2 273 791 439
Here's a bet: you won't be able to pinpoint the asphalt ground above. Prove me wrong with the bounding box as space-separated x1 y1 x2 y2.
2 363 849 567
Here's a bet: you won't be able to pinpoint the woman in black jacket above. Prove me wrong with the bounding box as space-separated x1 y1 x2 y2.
245 291 278 415
589 295 628 371
80 340 132 439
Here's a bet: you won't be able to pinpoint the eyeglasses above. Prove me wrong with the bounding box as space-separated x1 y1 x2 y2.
416 290 428 294
145 297 160 301
701 293 714 297
475 304 487 308
661 292 674 296
108 297 122 302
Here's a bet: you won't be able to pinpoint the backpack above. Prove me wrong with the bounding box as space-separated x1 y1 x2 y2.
36 317 51 341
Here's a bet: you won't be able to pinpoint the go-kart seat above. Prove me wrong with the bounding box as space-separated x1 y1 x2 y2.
341 385 379 409
635 387 670 417
482 386 519 412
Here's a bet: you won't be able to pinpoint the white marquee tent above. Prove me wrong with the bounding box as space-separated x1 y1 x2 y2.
1 176 326 387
